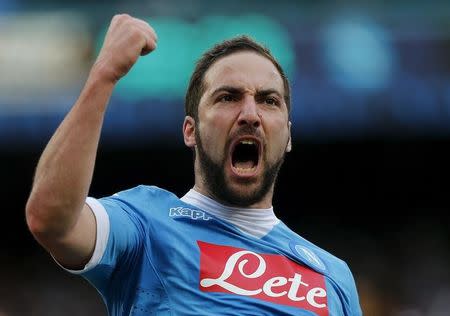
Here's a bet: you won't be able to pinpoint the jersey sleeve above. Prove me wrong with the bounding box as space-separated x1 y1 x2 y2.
69 195 146 295
345 262 363 316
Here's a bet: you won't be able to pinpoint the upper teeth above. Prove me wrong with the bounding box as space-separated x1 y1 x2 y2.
240 140 255 145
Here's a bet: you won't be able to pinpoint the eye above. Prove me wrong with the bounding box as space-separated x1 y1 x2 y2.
218 94 235 103
264 97 279 106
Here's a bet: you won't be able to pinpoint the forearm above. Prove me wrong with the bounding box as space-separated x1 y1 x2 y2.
26 69 114 238
26 14 157 266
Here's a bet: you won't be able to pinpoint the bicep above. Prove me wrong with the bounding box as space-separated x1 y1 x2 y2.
49 203 97 270
48 196 143 290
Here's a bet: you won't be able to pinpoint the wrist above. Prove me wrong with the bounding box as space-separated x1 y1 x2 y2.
89 52 120 86
76 63 117 114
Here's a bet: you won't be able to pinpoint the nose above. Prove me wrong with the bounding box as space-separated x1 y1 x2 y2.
237 96 261 128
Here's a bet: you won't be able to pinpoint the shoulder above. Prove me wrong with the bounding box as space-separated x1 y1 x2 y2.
110 185 178 200
296 237 361 312
97 185 181 220
297 236 358 296
278 222 356 285
104 185 180 205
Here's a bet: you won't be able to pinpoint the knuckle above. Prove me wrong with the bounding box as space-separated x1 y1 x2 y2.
128 25 143 39
113 13 130 23
118 13 130 19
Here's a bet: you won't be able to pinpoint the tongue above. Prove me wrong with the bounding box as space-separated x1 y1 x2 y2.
234 160 255 169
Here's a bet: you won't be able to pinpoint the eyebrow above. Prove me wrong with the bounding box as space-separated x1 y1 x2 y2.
210 85 283 99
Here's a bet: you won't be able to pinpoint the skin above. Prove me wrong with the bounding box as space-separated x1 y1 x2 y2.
183 51 292 209
25 14 157 269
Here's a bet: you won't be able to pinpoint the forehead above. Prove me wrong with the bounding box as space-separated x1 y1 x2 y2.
203 51 284 94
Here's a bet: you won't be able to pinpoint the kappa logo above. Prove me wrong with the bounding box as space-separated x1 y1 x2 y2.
169 207 212 221
198 241 329 315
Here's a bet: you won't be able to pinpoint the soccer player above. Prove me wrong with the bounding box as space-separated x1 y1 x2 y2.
26 14 362 315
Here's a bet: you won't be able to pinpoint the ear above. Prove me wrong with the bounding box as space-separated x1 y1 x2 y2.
286 121 292 153
183 116 196 148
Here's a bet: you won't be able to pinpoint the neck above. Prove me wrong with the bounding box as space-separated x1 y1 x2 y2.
193 182 274 209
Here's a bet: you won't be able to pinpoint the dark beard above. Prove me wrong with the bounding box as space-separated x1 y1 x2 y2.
195 129 285 207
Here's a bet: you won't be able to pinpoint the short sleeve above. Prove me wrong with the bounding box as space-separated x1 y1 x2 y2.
80 195 146 294
345 263 363 316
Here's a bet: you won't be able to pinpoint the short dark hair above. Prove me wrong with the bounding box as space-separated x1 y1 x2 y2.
185 35 291 120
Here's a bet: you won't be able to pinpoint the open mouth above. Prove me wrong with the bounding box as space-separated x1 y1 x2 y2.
231 139 260 174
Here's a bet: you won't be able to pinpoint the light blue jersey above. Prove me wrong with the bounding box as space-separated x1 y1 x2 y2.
72 185 362 316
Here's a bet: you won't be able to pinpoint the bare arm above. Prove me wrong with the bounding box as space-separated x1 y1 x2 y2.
25 14 157 269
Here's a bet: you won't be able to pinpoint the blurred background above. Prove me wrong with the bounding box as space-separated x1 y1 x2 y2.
1 0 450 315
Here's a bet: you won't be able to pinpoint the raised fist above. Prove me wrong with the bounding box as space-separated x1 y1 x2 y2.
93 14 158 83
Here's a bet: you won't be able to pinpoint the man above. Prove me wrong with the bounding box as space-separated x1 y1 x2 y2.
26 14 362 315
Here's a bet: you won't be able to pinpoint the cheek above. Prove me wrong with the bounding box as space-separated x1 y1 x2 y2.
198 120 227 160
266 123 290 159
201 109 232 135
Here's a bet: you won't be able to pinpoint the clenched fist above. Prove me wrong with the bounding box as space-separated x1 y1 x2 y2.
93 14 158 83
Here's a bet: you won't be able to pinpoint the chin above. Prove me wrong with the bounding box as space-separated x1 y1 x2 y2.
221 181 269 207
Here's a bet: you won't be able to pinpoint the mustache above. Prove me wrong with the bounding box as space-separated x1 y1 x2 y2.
230 125 263 139
226 125 264 154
